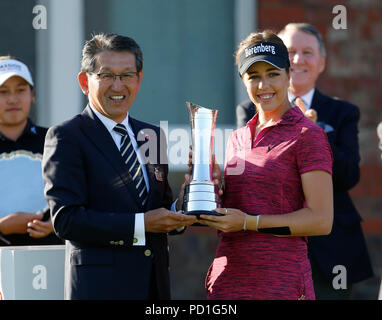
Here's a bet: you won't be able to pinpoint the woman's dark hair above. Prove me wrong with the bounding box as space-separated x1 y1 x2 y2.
80 33 143 74
0 55 23 62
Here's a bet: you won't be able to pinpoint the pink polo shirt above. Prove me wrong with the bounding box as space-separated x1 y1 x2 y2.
205 106 333 300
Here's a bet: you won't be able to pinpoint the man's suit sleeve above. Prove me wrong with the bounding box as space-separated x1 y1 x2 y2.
328 103 361 192
236 100 256 129
42 125 136 246
236 104 249 129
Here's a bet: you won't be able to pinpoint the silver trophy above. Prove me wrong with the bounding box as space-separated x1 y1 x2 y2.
183 102 221 217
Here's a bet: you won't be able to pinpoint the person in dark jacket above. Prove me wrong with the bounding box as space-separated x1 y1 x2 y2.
42 33 197 300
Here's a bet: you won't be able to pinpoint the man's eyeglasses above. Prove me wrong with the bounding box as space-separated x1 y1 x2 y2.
90 72 139 83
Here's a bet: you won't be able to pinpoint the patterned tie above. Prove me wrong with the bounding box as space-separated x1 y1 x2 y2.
294 96 306 113
113 123 148 206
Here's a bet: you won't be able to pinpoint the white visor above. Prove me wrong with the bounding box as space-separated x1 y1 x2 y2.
0 59 34 87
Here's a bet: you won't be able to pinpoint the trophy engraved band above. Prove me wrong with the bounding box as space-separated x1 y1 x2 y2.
183 102 221 217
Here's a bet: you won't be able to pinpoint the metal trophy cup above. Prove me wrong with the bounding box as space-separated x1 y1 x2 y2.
183 102 221 218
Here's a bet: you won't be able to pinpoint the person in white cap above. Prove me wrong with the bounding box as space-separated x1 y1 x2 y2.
0 55 62 246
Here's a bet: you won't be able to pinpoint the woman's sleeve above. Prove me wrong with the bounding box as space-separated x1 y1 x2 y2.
296 125 333 175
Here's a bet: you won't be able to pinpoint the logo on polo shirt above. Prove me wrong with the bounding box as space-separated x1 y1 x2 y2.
245 43 276 58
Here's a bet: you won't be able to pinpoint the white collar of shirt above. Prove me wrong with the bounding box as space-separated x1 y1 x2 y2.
88 102 138 149
288 88 315 110
88 103 131 136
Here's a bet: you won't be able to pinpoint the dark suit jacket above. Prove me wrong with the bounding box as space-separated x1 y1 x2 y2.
235 90 373 284
42 105 174 299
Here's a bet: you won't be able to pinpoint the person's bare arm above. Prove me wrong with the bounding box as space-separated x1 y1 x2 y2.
199 170 333 236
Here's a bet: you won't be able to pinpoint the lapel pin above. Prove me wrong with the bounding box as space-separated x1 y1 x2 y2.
154 167 164 181
139 130 150 141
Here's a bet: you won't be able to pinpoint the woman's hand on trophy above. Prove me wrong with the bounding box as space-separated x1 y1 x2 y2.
198 208 246 232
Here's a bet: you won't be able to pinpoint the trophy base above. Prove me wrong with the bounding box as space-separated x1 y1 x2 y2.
184 210 223 227
183 182 221 226
185 209 223 218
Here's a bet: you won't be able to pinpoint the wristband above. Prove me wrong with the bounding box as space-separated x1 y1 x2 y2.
242 215 247 231
255 215 260 231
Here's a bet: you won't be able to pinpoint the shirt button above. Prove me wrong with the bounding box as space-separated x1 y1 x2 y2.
144 249 151 257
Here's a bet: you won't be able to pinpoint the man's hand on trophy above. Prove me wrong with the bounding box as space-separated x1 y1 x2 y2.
144 208 197 233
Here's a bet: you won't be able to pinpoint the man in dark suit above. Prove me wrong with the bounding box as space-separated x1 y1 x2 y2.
42 33 197 300
236 23 373 299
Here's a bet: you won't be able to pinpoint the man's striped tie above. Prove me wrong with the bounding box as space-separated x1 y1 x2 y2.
113 123 148 206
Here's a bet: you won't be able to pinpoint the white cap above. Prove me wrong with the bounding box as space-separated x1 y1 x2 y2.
0 59 34 87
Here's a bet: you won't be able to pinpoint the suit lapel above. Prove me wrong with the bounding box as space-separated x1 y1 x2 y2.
80 106 142 207
311 89 328 122
129 117 148 151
